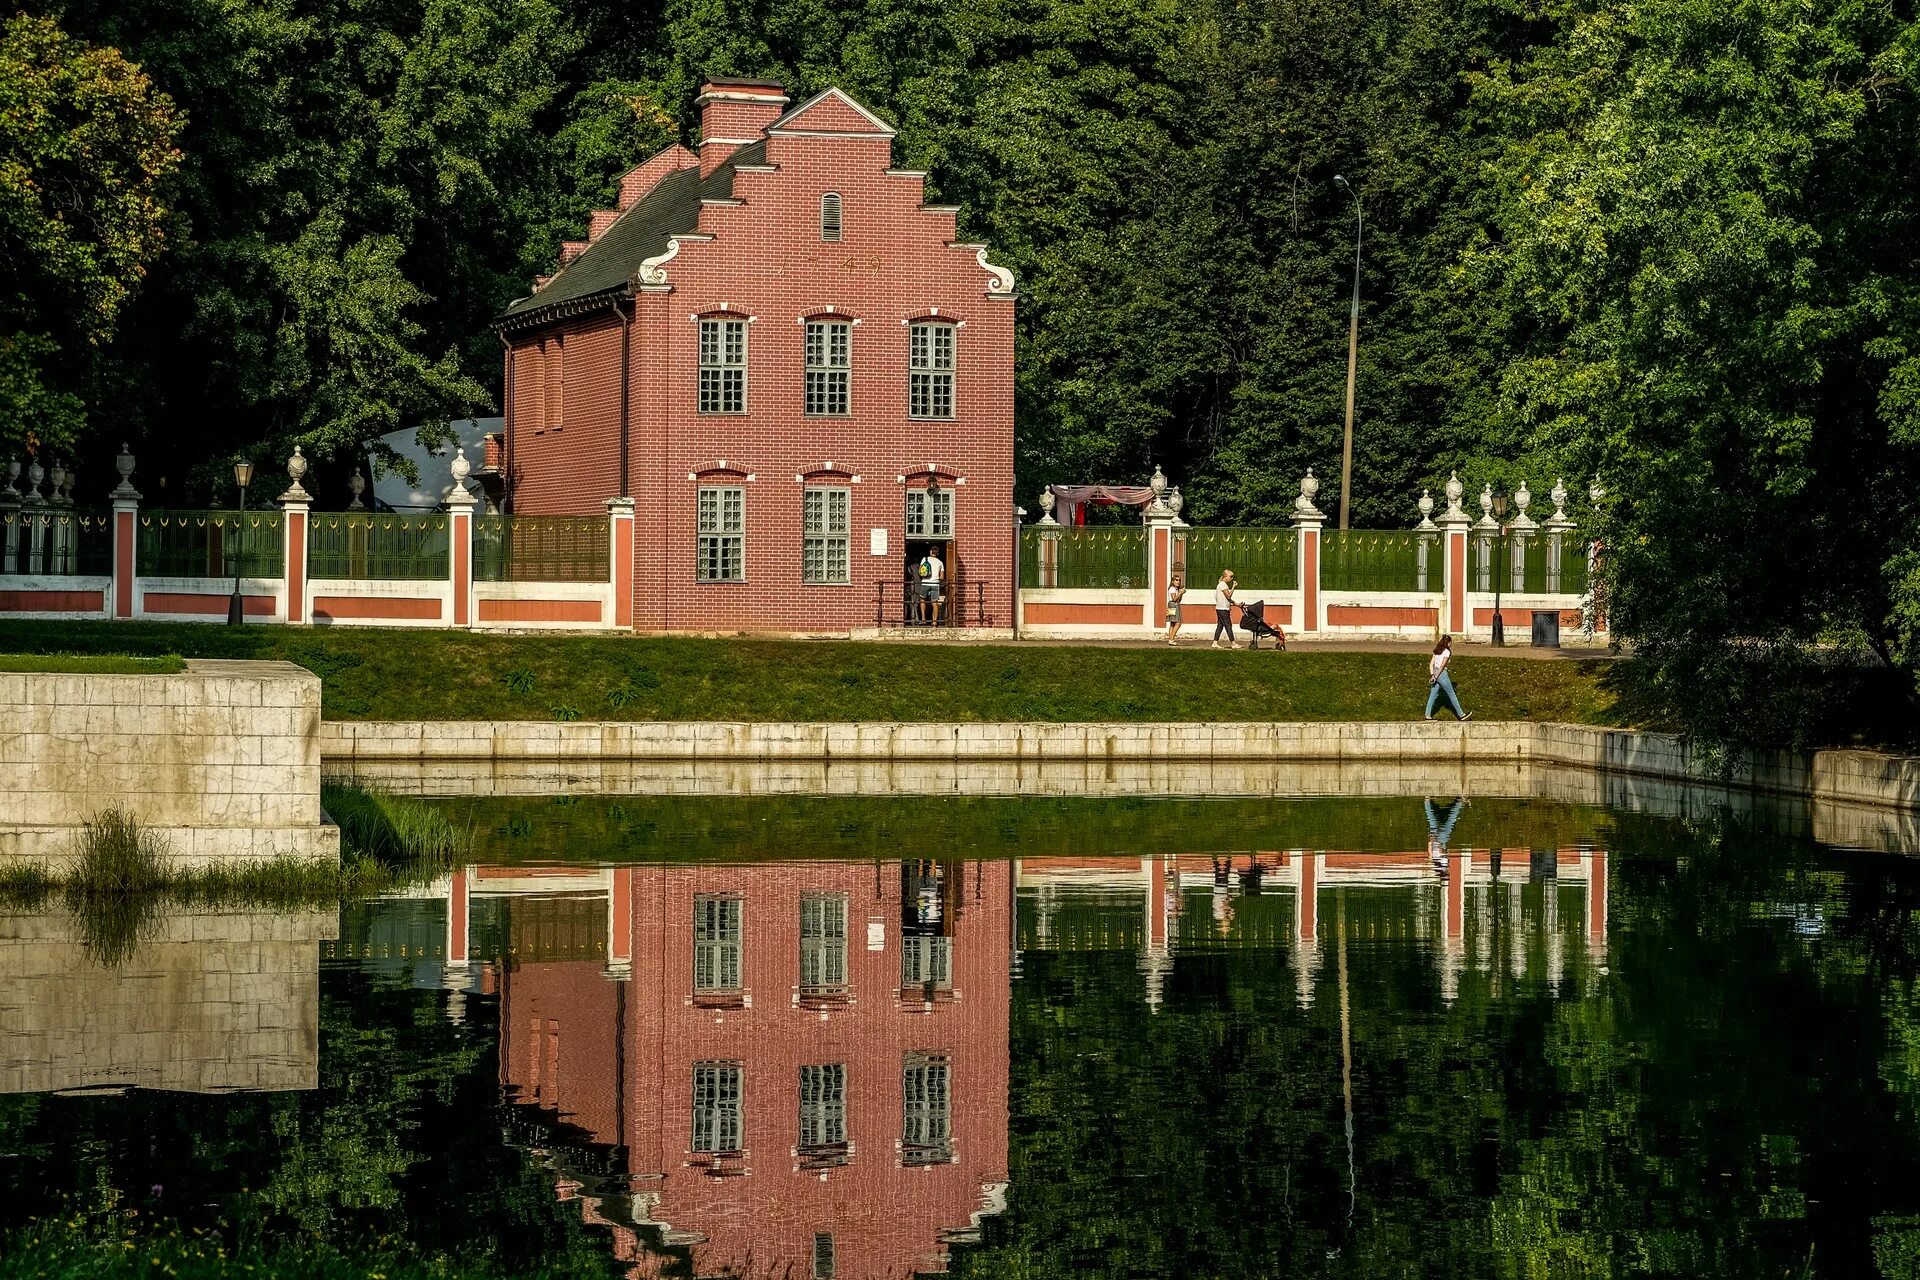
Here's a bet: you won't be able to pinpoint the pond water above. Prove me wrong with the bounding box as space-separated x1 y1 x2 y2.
5 788 1920 1278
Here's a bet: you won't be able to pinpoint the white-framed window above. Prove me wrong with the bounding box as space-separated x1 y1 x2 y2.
798 1062 847 1150
908 322 955 419
692 1061 743 1153
697 485 745 582
800 893 849 990
820 192 843 242
802 487 851 585
904 487 953 538
693 893 742 991
804 320 851 415
901 1052 952 1164
699 317 747 413
901 935 951 990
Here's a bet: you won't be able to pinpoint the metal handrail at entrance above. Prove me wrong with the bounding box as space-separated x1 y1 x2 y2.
873 576 990 628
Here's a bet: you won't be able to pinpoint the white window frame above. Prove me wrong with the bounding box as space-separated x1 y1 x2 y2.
800 893 849 990
692 1060 743 1154
804 320 851 416
798 1062 848 1151
904 487 953 539
908 321 955 419
699 317 747 414
802 486 851 585
820 192 843 242
901 1052 952 1164
693 893 743 991
697 485 745 583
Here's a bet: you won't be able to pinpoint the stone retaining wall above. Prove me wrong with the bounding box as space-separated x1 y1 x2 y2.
319 718 1920 821
0 659 340 869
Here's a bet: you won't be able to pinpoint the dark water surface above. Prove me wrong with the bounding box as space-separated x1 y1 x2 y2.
6 793 1920 1278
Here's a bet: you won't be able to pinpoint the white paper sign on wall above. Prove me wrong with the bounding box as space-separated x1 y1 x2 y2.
866 920 886 951
869 527 889 557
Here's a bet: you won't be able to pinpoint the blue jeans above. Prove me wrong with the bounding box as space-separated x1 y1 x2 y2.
1425 671 1466 719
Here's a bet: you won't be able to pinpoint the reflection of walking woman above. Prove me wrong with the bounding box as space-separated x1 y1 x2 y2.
1212 570 1237 649
1425 796 1465 871
1424 635 1472 721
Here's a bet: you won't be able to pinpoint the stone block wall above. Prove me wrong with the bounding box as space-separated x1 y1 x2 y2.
0 659 338 869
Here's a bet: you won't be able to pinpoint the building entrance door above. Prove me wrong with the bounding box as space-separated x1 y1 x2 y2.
906 540 952 625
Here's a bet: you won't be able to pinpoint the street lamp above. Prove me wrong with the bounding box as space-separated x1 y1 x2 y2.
1491 485 1509 647
227 460 254 626
1332 173 1363 531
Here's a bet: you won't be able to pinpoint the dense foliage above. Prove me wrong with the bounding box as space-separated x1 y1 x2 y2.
5 0 1920 730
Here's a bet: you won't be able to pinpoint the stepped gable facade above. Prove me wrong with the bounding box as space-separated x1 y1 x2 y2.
495 78 1017 632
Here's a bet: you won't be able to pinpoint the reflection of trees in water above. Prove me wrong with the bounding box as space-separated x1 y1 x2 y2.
953 815 1920 1279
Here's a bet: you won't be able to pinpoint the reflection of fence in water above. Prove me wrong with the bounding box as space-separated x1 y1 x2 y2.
1320 531 1434 593
307 513 449 580
474 515 609 583
136 511 284 577
0 511 113 576
1181 527 1298 590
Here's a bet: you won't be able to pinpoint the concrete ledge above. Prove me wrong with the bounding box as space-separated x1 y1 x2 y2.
318 718 1920 817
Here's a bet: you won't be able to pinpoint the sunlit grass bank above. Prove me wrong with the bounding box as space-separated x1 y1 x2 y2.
0 651 185 674
0 619 1623 725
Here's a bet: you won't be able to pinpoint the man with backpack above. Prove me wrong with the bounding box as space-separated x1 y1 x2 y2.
916 547 946 624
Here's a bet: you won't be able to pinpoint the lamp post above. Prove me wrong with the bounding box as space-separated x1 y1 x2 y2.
1490 485 1509 646
227 460 254 626
1332 173 1363 531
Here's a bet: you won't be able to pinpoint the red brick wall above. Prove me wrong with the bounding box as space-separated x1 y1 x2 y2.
508 311 626 516
506 92 1016 632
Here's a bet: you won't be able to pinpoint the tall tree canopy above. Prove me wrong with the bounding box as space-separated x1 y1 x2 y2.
0 11 179 456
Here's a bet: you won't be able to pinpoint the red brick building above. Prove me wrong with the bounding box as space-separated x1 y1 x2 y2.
495 80 1017 632
497 858 1012 1278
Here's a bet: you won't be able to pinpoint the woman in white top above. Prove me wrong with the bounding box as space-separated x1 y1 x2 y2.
1212 570 1237 649
1424 635 1472 721
1164 573 1186 645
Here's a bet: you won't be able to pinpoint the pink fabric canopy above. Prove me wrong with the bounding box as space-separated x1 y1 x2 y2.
1048 484 1157 507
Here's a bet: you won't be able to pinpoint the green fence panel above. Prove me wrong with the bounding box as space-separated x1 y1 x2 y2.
1181 528 1298 590
137 511 284 578
1052 526 1146 589
307 513 449 580
474 514 609 582
1018 528 1042 588
1468 531 1589 596
1319 530 1435 593
1 510 114 576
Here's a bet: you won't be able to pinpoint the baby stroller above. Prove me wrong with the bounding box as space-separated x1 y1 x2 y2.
1239 599 1287 650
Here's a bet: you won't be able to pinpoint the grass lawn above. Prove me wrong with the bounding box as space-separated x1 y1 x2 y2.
0 651 185 675
0 619 1627 724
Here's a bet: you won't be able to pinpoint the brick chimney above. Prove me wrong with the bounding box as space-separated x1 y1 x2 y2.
697 78 788 177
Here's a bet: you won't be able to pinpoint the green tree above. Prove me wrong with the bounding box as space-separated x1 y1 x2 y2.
0 11 180 456
1475 0 1920 740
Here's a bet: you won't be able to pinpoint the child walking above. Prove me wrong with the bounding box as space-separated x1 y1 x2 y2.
1424 635 1473 721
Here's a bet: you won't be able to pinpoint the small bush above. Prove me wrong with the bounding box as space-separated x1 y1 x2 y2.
0 862 55 908
551 703 580 721
66 810 170 896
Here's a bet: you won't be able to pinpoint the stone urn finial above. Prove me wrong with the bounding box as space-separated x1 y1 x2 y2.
46 462 66 505
3 458 20 500
1167 486 1184 520
278 445 312 504
1551 478 1568 520
24 459 44 505
1416 489 1436 531
1149 465 1167 498
347 467 366 510
1510 478 1535 531
1291 468 1325 524
1036 488 1058 526
1444 470 1464 516
451 446 472 485
111 444 139 500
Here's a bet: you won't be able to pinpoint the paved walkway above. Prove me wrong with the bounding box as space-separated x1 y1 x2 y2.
864 631 1619 660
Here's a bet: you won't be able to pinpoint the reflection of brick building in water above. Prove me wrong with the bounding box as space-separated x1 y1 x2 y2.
472 859 1011 1279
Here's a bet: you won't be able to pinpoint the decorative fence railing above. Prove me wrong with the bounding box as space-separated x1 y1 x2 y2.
1320 530 1438 593
1042 526 1148 589
1180 527 1298 590
0 510 113 576
873 577 992 628
308 513 450 580
474 514 609 583
137 511 285 578
1468 531 1590 596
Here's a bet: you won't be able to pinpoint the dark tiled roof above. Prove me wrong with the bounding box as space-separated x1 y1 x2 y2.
497 141 767 325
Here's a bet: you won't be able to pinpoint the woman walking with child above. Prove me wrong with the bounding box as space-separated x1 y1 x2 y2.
1424 635 1472 721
